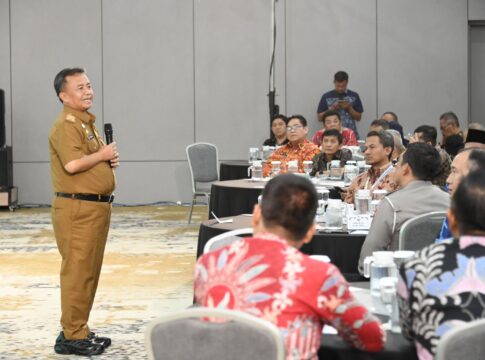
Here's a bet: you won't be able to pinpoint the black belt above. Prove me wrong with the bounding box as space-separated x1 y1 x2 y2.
55 192 114 203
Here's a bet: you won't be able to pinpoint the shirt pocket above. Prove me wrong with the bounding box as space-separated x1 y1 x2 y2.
86 133 100 154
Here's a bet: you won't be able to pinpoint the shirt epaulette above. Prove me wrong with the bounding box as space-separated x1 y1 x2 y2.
65 114 76 123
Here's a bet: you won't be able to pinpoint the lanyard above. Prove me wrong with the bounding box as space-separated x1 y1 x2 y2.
370 164 394 190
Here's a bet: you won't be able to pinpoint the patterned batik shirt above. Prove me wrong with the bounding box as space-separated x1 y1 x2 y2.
263 140 320 177
311 127 358 147
397 236 485 360
343 163 397 203
310 148 353 177
195 233 385 360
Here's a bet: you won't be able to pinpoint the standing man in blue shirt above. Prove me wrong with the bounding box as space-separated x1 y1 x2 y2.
317 71 363 138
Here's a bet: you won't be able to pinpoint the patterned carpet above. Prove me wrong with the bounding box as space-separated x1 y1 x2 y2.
0 204 208 359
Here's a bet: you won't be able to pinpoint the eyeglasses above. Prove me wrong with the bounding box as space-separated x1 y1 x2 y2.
287 125 303 132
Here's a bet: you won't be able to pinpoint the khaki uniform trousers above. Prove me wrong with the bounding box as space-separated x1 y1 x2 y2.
52 196 111 340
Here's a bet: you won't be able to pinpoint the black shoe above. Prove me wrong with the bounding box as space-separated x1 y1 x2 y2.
54 332 104 356
88 332 111 348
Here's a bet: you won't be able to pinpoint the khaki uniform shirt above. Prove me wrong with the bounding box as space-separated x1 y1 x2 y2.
358 180 450 273
49 106 115 195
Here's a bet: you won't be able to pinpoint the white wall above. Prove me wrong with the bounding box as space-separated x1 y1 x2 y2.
0 0 474 204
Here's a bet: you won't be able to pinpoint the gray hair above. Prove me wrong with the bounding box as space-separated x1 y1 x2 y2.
386 129 405 155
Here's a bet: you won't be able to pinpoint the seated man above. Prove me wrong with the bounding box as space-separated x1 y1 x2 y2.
410 125 451 188
439 111 463 150
444 134 464 158
358 143 450 273
436 148 485 242
398 169 485 360
263 115 320 177
369 119 390 132
381 111 406 145
344 131 396 204
263 114 288 147
386 129 405 162
195 174 385 358
310 129 352 176
311 110 357 147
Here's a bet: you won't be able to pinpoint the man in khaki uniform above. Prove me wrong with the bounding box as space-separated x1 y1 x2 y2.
49 68 119 356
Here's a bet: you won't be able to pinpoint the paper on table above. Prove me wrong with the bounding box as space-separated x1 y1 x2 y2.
322 325 338 334
349 230 369 235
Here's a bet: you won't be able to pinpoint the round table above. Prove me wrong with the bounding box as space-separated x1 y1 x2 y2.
209 178 344 220
198 215 367 281
219 160 250 181
209 179 264 219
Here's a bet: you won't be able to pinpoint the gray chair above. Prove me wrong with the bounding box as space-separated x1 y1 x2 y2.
398 211 447 251
186 143 219 223
435 319 485 360
145 307 286 360
203 227 253 254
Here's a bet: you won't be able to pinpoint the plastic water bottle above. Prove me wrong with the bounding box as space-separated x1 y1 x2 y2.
329 160 341 180
251 161 263 180
363 251 397 316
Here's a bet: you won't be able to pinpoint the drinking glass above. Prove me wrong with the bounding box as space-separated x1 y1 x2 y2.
248 147 259 163
287 160 298 174
325 200 343 230
303 160 313 176
355 189 371 215
344 163 358 183
329 160 341 180
271 161 281 177
315 188 329 222
380 277 401 333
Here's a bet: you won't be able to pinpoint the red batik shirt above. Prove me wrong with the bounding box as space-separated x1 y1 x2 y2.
312 127 358 147
194 234 385 360
263 140 320 177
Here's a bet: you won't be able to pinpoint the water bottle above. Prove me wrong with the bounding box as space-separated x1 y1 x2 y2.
287 160 298 174
315 188 329 223
380 277 401 333
363 251 397 316
271 161 281 177
343 161 358 183
262 146 274 161
248 147 259 162
325 200 343 230
355 189 371 214
250 160 263 180
303 160 313 176
329 160 341 180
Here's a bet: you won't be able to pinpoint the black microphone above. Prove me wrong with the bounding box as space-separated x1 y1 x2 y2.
104 123 114 167
104 123 113 145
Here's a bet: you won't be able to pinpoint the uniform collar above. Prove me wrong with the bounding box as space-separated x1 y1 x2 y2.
63 105 96 124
